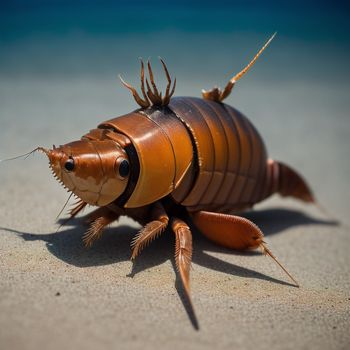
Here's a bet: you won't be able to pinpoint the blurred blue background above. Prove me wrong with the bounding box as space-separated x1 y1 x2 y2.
1 0 349 79
0 0 349 221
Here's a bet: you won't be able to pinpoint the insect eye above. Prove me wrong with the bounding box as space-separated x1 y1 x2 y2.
118 159 129 178
64 157 75 171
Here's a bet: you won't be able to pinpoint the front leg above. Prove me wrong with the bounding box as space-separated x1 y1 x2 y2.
83 207 120 248
130 202 169 259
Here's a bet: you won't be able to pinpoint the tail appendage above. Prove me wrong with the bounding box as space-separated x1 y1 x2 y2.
266 159 314 203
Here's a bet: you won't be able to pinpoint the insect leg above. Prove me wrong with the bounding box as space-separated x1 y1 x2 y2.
130 202 169 260
172 218 193 308
83 210 120 248
191 211 298 286
69 199 87 218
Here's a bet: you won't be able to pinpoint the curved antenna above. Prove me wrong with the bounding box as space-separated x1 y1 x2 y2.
231 32 276 83
202 33 277 102
0 147 48 163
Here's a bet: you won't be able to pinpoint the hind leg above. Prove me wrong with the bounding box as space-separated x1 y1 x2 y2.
191 211 263 250
191 211 299 286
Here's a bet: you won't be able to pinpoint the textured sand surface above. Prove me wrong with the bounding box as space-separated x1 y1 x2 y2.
1 32 350 349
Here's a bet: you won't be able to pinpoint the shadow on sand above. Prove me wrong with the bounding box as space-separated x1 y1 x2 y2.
1 207 338 329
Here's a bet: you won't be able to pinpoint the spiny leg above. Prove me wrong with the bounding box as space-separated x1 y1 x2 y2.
83 210 120 248
202 33 276 102
191 210 299 286
69 199 87 218
172 218 193 307
131 202 169 260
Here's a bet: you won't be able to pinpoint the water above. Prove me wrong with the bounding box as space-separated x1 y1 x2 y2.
0 1 349 223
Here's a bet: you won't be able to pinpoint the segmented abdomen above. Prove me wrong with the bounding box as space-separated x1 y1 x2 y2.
168 97 268 212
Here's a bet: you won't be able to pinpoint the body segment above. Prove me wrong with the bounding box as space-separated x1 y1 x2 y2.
169 97 268 212
86 96 277 213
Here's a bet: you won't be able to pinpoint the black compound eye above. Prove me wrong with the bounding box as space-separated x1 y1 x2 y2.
118 159 129 178
64 157 75 171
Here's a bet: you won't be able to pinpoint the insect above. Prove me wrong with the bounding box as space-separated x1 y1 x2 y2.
28 34 314 307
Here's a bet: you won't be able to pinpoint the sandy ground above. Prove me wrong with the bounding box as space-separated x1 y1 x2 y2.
1 35 350 349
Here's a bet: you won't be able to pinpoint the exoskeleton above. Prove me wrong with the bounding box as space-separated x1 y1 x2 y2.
34 34 314 308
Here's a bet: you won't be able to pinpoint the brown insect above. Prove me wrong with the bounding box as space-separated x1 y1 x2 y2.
28 34 315 308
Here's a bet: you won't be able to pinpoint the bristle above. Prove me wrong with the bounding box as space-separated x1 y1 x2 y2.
261 243 299 287
56 192 74 220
